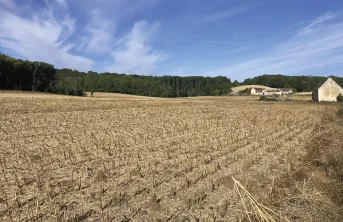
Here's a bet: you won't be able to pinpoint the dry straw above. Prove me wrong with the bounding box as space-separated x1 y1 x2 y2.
232 176 289 222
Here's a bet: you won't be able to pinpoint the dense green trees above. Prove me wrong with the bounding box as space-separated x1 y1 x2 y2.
337 94 343 102
63 71 233 97
51 69 86 96
0 54 56 91
0 53 233 97
243 74 343 92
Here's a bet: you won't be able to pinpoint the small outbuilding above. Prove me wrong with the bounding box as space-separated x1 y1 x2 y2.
312 77 343 102
279 88 293 95
263 89 282 96
251 88 265 95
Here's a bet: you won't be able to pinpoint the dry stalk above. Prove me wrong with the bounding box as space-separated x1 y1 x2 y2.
232 176 287 222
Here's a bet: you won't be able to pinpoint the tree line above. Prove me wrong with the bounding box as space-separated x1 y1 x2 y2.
56 69 233 97
0 53 233 97
2 53 342 97
0 54 56 92
243 74 343 92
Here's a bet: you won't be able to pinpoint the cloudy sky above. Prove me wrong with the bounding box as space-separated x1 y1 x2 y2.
1 0 343 81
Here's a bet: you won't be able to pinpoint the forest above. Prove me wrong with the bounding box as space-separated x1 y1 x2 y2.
0 54 233 97
1 53 343 97
56 69 234 97
0 54 56 92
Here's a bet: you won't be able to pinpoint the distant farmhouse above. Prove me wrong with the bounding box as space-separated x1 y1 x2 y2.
312 77 343 102
251 88 265 95
263 89 282 96
251 87 292 96
279 88 293 95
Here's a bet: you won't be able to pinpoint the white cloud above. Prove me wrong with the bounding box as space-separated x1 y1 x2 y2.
0 1 166 74
232 47 248 53
195 2 261 23
54 0 67 8
0 1 93 71
76 0 161 54
105 21 167 74
77 0 161 19
77 10 116 53
297 12 338 36
206 12 343 80
60 14 76 37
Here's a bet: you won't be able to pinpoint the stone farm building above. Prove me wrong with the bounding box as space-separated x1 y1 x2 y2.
251 88 265 95
263 89 282 96
312 77 343 102
279 88 293 95
251 87 292 96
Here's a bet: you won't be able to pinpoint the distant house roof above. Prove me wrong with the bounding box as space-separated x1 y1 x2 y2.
252 88 265 92
313 77 342 91
279 88 292 91
265 89 281 92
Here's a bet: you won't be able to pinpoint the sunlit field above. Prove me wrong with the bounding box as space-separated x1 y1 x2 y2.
0 92 333 221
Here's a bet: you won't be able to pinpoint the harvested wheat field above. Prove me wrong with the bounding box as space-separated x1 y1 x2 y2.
0 92 342 221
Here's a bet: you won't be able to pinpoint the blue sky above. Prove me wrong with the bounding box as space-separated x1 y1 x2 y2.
1 0 343 81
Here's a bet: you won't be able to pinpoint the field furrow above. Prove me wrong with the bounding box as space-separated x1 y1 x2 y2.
0 93 327 221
